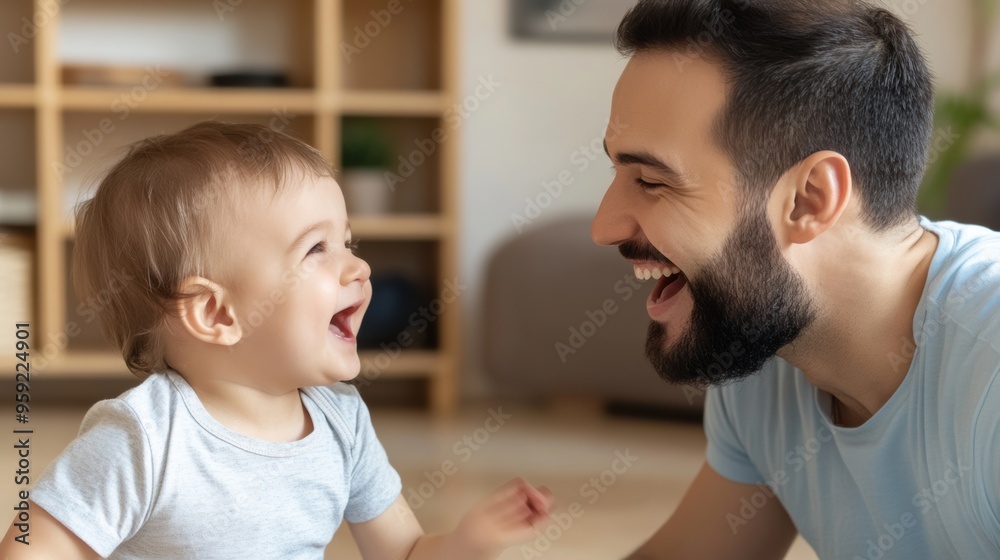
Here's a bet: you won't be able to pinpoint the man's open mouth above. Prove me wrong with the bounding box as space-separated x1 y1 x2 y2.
329 303 362 341
633 261 688 306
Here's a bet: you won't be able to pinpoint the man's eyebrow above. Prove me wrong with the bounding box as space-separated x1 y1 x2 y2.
604 138 690 187
288 220 334 253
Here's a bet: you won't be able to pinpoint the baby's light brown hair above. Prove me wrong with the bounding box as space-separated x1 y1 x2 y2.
73 121 332 377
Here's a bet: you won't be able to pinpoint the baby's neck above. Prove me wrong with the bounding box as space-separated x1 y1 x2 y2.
181 372 314 443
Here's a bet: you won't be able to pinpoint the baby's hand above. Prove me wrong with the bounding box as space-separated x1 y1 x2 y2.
454 478 554 556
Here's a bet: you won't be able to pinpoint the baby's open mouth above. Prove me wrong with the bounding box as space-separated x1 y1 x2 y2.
329 303 361 341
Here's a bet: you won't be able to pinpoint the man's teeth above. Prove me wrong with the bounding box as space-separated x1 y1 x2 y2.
634 264 681 280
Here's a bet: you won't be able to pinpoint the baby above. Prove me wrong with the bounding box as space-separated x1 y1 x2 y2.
0 122 552 559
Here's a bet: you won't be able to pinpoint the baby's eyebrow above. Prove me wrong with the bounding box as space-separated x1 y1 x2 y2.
288 220 333 253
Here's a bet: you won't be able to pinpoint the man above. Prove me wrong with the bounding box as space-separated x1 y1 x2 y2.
591 0 1000 558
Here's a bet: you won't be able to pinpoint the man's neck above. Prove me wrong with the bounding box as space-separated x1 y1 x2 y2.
780 222 939 427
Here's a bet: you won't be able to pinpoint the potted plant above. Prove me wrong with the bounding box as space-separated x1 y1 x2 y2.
340 119 393 215
918 0 1000 219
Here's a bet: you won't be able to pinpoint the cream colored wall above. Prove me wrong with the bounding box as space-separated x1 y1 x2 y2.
457 0 994 396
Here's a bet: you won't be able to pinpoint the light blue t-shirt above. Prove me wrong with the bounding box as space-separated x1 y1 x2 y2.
705 219 1000 559
31 371 402 559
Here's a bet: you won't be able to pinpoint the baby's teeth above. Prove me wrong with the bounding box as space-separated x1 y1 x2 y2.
634 266 641 279
652 268 662 280
644 269 652 280
671 265 681 275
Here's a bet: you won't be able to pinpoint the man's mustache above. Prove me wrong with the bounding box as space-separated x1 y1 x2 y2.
618 240 670 263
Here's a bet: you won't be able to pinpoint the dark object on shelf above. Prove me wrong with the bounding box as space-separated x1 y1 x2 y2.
357 275 428 349
209 71 288 88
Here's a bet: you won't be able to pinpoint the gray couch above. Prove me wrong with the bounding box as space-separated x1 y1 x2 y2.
481 216 705 416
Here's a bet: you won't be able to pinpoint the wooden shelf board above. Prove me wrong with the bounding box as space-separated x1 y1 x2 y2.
357 349 441 378
3 349 442 380
59 87 318 114
349 214 445 239
0 85 36 108
9 351 132 378
65 214 446 240
340 90 446 116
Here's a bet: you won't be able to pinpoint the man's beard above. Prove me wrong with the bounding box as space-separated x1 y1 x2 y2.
645 208 816 387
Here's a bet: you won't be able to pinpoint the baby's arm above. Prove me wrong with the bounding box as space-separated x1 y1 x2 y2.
0 502 102 560
349 477 553 560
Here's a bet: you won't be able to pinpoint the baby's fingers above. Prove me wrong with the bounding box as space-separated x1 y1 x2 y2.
525 484 555 516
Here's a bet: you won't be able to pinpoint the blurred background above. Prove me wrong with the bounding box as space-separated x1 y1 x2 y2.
1 1 998 558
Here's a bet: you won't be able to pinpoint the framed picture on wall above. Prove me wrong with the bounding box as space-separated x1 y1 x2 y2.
510 0 636 42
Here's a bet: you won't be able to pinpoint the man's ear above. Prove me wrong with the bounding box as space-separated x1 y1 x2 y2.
174 277 242 346
772 150 852 245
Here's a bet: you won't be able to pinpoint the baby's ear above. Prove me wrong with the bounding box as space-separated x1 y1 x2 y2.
174 277 242 346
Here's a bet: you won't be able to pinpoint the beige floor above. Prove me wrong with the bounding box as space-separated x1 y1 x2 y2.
0 400 818 559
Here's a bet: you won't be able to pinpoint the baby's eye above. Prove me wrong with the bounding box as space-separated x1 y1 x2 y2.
346 239 360 254
307 242 327 256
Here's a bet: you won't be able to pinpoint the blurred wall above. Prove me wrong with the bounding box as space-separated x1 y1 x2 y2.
55 0 998 397
457 0 991 397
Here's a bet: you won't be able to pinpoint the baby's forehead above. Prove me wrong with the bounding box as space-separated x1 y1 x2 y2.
219 168 336 211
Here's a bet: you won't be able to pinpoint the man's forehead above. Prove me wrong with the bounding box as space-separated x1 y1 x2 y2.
607 53 729 182
609 51 727 140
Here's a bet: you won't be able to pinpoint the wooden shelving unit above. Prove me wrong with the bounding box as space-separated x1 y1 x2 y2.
0 0 461 414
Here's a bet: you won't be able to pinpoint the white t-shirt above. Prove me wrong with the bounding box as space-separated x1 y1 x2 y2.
32 371 401 559
705 219 1000 559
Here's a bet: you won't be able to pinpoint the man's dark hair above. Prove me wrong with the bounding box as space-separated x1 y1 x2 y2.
615 0 935 231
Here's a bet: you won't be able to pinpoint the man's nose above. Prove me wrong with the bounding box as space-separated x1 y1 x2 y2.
591 182 639 247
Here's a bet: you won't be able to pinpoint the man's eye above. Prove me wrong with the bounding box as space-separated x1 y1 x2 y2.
345 239 360 254
636 178 665 190
307 242 326 255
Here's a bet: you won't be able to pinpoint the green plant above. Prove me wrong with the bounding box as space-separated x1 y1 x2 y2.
918 0 1000 218
341 119 391 169
918 75 1000 217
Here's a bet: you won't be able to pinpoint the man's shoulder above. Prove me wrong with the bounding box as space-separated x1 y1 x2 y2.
922 220 1000 344
707 358 802 408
